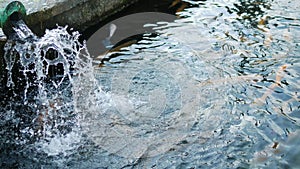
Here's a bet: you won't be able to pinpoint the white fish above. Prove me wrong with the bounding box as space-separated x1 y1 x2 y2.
102 23 117 49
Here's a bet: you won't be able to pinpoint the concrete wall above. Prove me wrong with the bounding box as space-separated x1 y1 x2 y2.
0 0 138 42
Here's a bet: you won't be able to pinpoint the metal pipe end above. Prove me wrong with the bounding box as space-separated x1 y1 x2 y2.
0 1 26 36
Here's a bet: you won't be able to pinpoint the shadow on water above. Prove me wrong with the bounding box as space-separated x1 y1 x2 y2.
83 0 200 40
0 0 300 168
84 0 202 58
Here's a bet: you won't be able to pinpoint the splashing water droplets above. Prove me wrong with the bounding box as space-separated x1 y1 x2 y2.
1 21 96 161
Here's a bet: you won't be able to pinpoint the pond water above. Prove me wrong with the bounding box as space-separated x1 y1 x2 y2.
0 0 300 168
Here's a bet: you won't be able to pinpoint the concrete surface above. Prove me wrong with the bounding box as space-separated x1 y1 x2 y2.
0 0 138 43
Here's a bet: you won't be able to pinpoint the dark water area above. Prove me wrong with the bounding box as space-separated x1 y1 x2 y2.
85 0 202 57
83 0 197 40
0 0 300 168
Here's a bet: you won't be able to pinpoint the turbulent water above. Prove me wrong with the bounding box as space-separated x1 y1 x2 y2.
1 0 300 168
0 20 95 168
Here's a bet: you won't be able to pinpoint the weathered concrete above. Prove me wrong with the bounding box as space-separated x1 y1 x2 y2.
0 0 138 43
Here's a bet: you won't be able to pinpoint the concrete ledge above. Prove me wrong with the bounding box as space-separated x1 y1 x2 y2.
0 0 138 43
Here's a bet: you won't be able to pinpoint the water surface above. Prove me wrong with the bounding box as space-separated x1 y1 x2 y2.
0 0 300 168
88 0 300 168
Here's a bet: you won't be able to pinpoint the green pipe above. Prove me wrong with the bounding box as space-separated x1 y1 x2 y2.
0 1 26 36
0 1 26 75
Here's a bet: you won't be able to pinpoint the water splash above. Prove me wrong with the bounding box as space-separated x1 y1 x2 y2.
0 20 96 166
